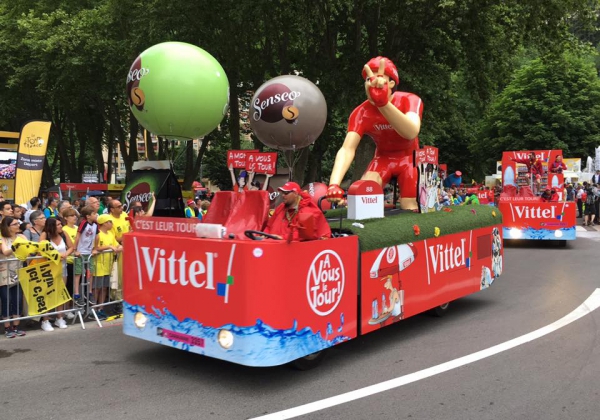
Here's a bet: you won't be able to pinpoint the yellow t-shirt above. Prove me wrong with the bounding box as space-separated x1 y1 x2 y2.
62 225 77 264
108 213 131 243
94 230 117 276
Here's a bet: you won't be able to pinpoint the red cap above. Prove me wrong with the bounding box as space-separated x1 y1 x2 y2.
278 182 301 193
455 171 462 177
187 199 194 205
361 56 400 85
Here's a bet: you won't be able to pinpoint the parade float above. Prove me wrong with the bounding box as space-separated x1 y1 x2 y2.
498 150 576 243
121 44 503 369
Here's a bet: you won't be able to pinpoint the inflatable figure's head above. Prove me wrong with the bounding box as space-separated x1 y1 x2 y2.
361 56 400 86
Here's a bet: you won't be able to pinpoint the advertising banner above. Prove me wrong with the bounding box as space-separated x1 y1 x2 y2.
227 150 258 169
245 152 277 174
121 168 184 217
14 121 52 204
498 201 576 240
415 146 440 213
360 226 502 335
123 235 359 366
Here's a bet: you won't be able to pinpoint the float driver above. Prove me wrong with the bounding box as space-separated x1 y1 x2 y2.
264 182 331 241
326 57 423 210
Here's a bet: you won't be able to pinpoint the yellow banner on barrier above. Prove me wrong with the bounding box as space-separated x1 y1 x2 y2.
18 261 70 315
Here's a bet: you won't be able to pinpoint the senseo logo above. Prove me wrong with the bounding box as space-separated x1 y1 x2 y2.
124 182 153 212
252 83 301 123
134 243 216 289
427 238 468 275
513 205 557 220
127 67 150 83
306 250 345 316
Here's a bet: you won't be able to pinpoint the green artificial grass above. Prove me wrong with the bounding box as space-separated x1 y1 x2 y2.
327 205 503 252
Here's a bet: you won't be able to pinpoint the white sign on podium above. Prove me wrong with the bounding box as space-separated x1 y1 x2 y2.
347 180 384 220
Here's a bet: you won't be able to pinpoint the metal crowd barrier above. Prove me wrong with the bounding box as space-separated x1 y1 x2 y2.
0 250 123 332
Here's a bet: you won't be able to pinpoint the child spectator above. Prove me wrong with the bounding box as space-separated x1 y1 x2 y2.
61 208 79 319
73 206 98 307
92 214 122 320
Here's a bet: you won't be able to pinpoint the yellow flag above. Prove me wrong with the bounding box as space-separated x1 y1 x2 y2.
18 261 69 315
14 121 52 204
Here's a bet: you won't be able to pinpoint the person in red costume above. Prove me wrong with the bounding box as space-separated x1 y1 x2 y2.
264 182 331 241
326 57 423 210
549 155 567 174
511 152 544 194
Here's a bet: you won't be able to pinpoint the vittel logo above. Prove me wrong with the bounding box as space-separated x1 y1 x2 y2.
514 205 556 220
374 123 393 131
386 247 396 264
135 244 216 289
428 238 467 275
306 250 345 316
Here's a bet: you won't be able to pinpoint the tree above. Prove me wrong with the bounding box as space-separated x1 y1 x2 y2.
473 53 600 177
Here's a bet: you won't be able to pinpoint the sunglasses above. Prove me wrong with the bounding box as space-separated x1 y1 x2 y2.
281 191 294 195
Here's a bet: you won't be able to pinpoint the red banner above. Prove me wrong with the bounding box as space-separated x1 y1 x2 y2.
227 150 258 169
498 201 576 230
246 152 277 175
414 146 439 165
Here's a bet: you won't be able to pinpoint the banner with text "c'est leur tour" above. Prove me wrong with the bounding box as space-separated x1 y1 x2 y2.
14 121 52 204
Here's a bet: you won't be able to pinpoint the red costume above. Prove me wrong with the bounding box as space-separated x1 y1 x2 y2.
512 157 544 178
265 192 331 241
348 92 423 197
550 160 567 174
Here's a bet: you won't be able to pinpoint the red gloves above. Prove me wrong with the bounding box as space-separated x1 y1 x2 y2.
326 184 345 201
368 78 389 107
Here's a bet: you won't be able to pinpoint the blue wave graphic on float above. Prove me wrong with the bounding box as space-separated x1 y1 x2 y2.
503 226 576 240
123 303 349 367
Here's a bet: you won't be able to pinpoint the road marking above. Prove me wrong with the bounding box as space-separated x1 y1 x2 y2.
251 289 600 420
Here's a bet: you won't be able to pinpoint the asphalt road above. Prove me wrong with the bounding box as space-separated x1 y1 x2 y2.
1 232 599 420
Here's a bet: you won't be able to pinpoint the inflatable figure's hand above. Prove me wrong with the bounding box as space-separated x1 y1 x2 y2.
364 58 390 108
367 81 389 107
326 184 345 202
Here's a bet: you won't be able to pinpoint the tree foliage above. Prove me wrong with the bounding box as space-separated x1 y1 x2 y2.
0 0 598 189
473 53 600 176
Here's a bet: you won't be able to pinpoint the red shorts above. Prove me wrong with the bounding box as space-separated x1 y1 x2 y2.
364 151 418 199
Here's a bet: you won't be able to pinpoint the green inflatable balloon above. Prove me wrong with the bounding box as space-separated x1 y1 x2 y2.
127 42 229 140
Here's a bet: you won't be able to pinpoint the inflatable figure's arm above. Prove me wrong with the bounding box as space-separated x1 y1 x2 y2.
378 106 421 140
329 131 361 186
228 165 236 189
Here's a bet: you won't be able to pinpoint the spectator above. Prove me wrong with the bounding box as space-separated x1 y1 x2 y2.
107 199 131 245
92 215 122 320
43 197 59 218
12 204 25 224
576 185 584 218
39 218 74 330
565 184 574 202
72 206 99 308
264 182 331 241
23 210 45 242
184 199 201 219
61 208 79 319
200 200 211 217
130 193 155 220
583 186 596 226
85 196 101 214
25 197 41 224
0 217 26 338
0 200 14 223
